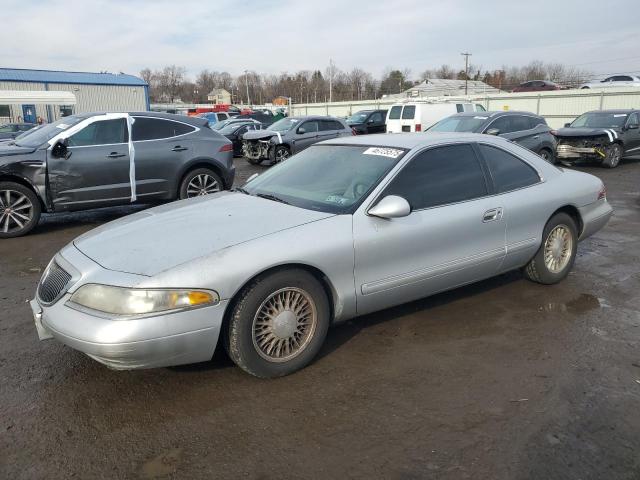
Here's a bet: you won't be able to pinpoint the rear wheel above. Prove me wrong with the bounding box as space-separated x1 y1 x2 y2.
538 148 555 164
524 212 577 285
179 168 223 199
0 182 41 238
224 269 330 378
602 143 623 168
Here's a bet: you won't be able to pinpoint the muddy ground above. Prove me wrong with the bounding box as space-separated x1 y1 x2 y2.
1 156 639 480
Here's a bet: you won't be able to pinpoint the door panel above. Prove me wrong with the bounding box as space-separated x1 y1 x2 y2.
291 121 319 153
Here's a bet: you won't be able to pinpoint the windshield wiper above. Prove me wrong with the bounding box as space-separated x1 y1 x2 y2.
233 186 251 195
256 193 290 205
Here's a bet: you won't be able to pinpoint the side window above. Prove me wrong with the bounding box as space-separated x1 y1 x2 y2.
603 77 615 83
68 118 128 146
384 144 488 210
331 120 345 130
627 113 639 126
299 121 318 133
475 104 486 112
456 104 464 113
479 144 540 193
527 116 546 129
132 117 195 141
319 120 335 131
487 116 512 134
370 112 383 123
388 106 402 120
511 116 531 132
401 105 416 119
615 76 632 82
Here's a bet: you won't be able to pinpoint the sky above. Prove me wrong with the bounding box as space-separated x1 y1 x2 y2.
3 0 639 81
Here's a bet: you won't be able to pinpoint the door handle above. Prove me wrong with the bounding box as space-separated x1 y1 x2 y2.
106 152 126 158
483 207 503 223
172 146 188 152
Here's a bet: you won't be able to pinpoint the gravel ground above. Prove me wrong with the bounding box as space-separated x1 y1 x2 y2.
1 155 639 479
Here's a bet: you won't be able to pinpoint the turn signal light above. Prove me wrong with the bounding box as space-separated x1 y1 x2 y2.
219 144 233 152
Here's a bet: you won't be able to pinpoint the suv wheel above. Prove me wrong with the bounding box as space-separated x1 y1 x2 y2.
0 182 41 238
273 145 290 164
602 143 623 168
179 168 223 199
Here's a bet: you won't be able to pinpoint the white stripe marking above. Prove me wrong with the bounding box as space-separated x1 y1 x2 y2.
604 130 613 142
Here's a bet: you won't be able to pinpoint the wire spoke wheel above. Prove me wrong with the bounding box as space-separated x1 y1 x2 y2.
0 189 34 234
186 173 220 198
252 287 317 363
543 224 573 273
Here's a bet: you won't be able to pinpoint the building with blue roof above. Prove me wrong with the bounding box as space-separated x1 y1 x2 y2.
0 68 149 123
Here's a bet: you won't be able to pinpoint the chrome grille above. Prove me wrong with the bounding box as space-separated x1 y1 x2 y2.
37 262 72 305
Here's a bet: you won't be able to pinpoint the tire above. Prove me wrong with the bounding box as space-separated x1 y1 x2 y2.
246 157 264 165
224 269 331 378
523 212 578 285
273 145 290 164
602 143 623 169
179 168 223 200
0 182 41 238
538 148 555 164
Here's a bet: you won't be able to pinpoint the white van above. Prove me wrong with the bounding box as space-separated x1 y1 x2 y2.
385 102 486 133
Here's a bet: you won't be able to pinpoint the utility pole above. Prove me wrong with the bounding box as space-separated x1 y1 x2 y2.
461 52 472 95
244 70 251 106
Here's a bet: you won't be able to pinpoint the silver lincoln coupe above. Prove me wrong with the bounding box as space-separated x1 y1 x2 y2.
31 133 613 378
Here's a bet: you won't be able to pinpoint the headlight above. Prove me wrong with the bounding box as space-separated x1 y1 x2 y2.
69 284 219 316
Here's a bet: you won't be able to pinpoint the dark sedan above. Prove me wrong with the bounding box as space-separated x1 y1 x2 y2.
428 111 557 163
512 80 562 93
0 112 234 237
218 120 262 156
0 122 36 140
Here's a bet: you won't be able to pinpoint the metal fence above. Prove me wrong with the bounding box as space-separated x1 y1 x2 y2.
290 88 640 128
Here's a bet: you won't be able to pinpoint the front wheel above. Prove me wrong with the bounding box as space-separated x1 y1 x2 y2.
602 143 623 168
523 212 577 285
179 168 223 199
224 269 330 378
0 182 41 238
272 145 290 164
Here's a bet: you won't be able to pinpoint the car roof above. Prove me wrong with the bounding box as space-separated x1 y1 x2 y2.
451 110 542 118
289 115 345 121
72 111 208 127
321 132 513 150
582 109 638 114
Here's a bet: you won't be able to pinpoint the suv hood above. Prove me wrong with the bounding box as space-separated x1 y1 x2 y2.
242 130 280 141
0 143 37 157
73 192 334 276
554 127 621 140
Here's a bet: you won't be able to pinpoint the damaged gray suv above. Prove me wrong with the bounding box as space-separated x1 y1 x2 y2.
242 116 353 164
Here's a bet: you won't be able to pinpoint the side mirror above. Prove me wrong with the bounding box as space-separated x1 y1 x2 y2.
51 139 69 159
564 123 572 128
297 127 306 134
485 128 500 136
368 195 411 219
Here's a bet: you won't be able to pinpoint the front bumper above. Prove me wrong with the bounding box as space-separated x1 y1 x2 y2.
31 246 228 370
556 144 606 160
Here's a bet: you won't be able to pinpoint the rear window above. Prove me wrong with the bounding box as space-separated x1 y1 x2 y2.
389 106 402 120
401 105 416 119
479 144 540 193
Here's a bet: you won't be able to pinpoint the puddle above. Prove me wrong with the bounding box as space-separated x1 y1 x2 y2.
540 293 603 315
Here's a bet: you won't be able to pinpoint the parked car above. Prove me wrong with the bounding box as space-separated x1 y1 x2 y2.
553 109 640 168
31 133 612 377
428 111 557 163
212 118 261 131
0 122 36 140
235 110 283 126
346 109 387 134
386 102 486 133
219 121 262 156
242 115 352 164
579 75 640 89
0 112 234 237
512 80 562 93
198 111 230 127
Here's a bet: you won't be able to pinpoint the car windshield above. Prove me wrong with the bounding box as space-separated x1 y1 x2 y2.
14 116 83 148
571 112 628 128
243 145 406 214
429 115 488 132
268 118 300 133
212 119 234 130
219 123 248 135
347 112 370 123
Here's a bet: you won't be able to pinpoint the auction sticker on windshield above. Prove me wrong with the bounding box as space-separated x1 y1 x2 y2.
363 147 404 158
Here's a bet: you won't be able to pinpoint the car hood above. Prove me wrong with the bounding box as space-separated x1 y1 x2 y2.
0 142 38 157
242 130 280 141
73 192 335 276
554 127 621 139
